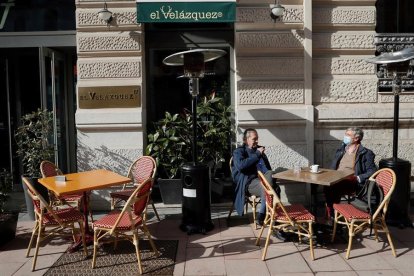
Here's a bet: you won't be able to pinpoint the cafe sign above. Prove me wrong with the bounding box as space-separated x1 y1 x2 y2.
136 0 236 23
78 86 140 109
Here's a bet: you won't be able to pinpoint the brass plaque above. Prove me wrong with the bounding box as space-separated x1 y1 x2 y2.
78 86 141 109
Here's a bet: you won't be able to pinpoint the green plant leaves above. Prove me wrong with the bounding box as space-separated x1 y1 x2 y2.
146 95 233 179
14 109 54 178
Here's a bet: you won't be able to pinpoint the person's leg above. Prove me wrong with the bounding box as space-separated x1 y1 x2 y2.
248 171 281 224
247 178 266 223
324 178 358 218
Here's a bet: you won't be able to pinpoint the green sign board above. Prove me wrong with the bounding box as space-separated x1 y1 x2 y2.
136 0 236 23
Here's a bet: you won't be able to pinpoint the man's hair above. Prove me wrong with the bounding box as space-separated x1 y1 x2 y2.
243 128 257 142
347 127 364 141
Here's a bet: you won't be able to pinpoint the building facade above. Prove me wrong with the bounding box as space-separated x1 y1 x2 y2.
1 0 413 209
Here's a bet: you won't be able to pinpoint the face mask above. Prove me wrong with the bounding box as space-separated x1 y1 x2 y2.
343 135 352 145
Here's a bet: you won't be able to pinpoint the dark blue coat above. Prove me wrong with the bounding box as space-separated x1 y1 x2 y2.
231 144 272 215
330 143 377 186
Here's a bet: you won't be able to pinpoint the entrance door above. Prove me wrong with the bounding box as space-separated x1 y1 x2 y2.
0 47 76 188
0 58 13 175
40 47 76 173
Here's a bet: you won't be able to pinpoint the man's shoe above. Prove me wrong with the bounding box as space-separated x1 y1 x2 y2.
256 212 265 226
273 230 288 242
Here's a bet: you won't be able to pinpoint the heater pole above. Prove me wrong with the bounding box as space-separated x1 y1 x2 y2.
192 95 197 164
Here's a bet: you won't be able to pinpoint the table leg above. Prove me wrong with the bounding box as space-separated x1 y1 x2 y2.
67 191 94 252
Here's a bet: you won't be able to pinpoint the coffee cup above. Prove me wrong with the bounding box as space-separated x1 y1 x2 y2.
310 164 319 173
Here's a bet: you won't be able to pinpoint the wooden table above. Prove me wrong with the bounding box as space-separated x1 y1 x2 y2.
273 167 354 187
273 167 354 214
38 169 131 251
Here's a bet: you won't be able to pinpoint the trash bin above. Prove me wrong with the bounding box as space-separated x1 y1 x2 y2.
379 157 412 228
180 163 214 234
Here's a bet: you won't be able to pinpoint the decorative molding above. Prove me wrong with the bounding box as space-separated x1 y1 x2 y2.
77 32 142 53
237 6 302 23
237 31 304 49
78 58 141 79
313 57 375 75
375 33 414 52
313 32 375 49
374 33 414 92
77 9 138 27
380 94 414 103
237 57 303 77
313 7 375 25
238 81 304 104
313 79 378 103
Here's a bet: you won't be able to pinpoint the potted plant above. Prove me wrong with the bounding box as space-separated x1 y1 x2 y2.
145 94 232 204
14 108 54 220
0 168 18 247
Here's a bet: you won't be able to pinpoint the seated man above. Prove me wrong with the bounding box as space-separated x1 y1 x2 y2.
324 127 377 218
231 128 281 226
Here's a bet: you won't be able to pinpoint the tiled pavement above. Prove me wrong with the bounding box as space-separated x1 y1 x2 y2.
1 203 414 276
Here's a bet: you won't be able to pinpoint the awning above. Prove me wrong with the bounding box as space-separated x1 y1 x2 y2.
136 0 236 23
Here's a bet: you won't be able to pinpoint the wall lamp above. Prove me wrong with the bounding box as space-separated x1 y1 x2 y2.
270 1 285 21
98 2 113 24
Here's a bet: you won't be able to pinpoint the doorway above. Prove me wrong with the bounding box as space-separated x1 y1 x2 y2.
0 47 76 189
145 23 235 128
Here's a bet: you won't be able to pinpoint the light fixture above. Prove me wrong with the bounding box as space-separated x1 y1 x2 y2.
98 2 113 24
270 1 285 21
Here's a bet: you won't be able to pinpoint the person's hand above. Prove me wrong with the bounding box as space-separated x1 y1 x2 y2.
257 146 265 155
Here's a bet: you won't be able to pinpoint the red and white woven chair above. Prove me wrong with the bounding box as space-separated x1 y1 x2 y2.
255 171 315 261
331 168 397 259
227 157 261 229
109 156 160 221
40 160 94 223
92 178 159 273
22 176 87 271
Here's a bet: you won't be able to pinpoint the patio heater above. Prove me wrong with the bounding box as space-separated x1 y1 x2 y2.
366 47 414 228
163 49 226 234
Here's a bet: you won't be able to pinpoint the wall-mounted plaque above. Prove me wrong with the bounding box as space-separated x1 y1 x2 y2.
78 86 141 109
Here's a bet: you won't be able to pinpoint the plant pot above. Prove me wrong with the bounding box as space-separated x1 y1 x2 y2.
158 178 182 205
0 211 18 247
21 176 49 221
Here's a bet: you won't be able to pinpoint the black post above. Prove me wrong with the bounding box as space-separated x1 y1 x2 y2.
393 93 399 158
192 95 197 164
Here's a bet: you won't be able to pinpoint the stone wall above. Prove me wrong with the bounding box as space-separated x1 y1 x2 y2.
75 0 414 209
76 0 143 209
235 0 413 204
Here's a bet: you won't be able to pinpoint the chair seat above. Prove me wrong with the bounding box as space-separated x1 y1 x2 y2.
93 210 143 231
110 189 135 200
333 203 371 220
43 207 84 225
275 204 315 221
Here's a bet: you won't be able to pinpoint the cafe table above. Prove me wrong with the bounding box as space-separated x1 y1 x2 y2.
273 167 354 214
37 169 131 251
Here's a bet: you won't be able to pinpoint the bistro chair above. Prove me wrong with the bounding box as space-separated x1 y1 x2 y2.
22 176 87 271
331 168 397 259
227 157 261 229
255 171 315 261
40 160 94 223
92 178 159 273
109 156 160 221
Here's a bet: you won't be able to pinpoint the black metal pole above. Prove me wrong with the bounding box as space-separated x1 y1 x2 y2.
393 93 399 159
192 95 197 164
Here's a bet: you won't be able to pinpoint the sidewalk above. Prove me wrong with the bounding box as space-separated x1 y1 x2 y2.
1 203 414 275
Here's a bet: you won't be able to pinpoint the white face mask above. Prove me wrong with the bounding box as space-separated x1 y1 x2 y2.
343 135 352 145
